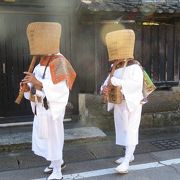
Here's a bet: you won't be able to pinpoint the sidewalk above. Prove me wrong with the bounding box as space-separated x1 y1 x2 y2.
0 123 106 152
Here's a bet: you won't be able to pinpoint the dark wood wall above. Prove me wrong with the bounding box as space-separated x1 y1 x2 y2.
94 22 180 92
0 0 179 121
0 0 75 119
72 23 96 94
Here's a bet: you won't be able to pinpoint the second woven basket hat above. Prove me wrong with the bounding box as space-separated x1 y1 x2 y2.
27 22 61 55
105 29 135 62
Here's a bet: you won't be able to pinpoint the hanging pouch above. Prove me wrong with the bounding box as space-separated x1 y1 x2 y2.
141 70 156 104
132 60 156 104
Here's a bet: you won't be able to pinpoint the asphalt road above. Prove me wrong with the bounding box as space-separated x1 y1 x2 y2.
0 148 180 180
1 129 180 180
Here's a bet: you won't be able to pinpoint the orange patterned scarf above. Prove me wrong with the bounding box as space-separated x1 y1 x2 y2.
40 55 76 90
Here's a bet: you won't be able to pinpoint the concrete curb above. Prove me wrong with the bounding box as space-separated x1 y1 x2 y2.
0 127 107 152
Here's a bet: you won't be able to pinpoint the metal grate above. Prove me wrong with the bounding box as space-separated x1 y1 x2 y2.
151 139 180 150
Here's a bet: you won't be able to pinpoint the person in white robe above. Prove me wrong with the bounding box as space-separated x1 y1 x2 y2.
101 29 144 174
20 22 76 180
22 53 76 180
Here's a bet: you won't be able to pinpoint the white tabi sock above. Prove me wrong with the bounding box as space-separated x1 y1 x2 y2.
48 160 63 180
52 160 62 172
124 145 136 164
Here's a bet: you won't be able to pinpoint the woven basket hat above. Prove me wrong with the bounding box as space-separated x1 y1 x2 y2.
27 22 61 55
105 29 135 62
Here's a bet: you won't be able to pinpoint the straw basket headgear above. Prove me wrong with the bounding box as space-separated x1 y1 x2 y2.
27 22 61 55
105 29 135 62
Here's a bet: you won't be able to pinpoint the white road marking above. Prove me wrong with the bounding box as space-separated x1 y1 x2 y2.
33 158 180 180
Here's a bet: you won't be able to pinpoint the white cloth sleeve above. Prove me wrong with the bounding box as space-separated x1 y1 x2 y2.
23 84 45 99
111 77 122 87
23 83 32 100
120 65 143 112
101 75 115 111
24 92 30 100
41 79 69 121
42 79 69 103
36 89 45 98
23 83 36 114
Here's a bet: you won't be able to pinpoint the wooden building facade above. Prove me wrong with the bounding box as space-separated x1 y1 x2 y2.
0 0 179 123
0 0 76 122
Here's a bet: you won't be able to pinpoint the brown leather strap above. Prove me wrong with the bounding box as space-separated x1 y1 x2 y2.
114 59 141 70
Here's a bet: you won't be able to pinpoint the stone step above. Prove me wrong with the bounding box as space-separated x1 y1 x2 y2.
0 126 107 152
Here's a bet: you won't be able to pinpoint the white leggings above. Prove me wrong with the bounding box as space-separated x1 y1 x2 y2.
50 160 62 172
124 145 136 163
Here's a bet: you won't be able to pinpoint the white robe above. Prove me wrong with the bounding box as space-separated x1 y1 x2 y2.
102 64 143 146
24 64 69 161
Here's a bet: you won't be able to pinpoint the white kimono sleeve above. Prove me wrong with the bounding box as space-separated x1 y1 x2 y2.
24 83 32 100
112 65 143 112
41 79 69 121
24 91 30 100
23 83 36 114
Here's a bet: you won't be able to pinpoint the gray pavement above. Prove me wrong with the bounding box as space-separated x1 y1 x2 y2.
1 125 180 179
0 149 180 180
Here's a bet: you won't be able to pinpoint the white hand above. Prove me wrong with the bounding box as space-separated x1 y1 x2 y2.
111 77 122 87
